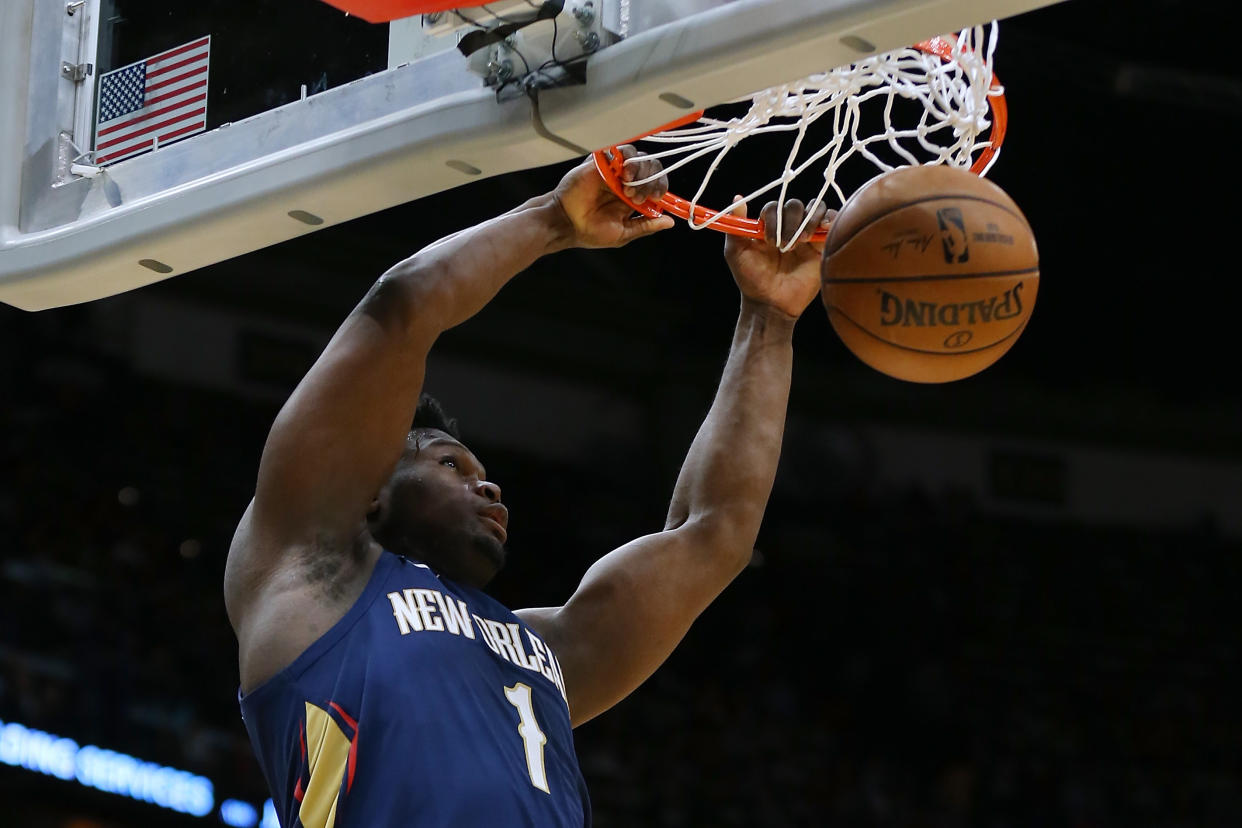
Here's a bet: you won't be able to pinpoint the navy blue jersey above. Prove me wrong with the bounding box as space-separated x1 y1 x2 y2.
239 552 590 828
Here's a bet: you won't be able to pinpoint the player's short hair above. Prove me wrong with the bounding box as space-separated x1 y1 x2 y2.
411 393 461 440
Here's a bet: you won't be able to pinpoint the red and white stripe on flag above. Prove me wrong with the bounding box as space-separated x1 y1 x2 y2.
94 35 211 166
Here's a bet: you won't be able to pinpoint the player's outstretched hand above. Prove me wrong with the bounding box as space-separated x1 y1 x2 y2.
553 145 675 249
724 197 836 319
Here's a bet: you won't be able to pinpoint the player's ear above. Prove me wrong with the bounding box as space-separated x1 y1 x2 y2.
366 489 389 529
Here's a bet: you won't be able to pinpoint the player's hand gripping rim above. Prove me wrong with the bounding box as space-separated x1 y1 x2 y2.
724 195 836 321
553 145 674 249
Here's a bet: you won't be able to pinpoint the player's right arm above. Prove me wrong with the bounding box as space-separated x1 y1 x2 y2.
224 151 671 630
225 195 564 624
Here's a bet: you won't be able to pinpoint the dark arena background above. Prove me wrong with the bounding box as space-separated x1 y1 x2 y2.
3 1 1241 826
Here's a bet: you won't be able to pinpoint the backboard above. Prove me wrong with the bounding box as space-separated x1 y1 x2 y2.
0 0 1066 311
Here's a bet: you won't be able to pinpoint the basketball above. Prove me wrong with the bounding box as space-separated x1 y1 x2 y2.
820 165 1039 383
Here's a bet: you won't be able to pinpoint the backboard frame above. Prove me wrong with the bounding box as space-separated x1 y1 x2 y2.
1 0 1066 312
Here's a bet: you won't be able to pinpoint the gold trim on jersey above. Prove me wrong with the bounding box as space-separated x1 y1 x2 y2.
300 701 351 828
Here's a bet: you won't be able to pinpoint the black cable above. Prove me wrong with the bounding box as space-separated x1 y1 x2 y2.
455 1 593 100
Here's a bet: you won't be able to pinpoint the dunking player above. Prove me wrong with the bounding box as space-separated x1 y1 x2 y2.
224 147 828 827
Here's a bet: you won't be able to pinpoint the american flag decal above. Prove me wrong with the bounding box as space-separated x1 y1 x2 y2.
94 35 211 166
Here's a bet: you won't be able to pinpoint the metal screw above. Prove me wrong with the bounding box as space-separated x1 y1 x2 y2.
573 1 595 25
575 30 600 52
487 59 514 85
66 1 85 15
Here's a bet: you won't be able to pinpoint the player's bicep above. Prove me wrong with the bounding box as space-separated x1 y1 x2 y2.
518 522 747 726
250 274 439 553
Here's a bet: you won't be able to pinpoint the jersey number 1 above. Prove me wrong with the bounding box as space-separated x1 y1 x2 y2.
504 682 550 793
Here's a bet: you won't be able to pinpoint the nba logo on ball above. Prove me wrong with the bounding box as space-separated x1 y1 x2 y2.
936 207 969 263
820 166 1039 384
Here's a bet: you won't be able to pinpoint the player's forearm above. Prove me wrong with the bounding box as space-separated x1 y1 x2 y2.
373 193 573 336
665 298 796 551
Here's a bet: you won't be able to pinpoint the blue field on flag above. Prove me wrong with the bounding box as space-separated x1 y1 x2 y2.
94 36 211 166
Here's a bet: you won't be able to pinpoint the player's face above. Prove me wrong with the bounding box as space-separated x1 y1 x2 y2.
372 429 508 588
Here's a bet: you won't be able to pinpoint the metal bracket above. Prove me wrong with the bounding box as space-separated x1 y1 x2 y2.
54 131 101 186
60 60 92 82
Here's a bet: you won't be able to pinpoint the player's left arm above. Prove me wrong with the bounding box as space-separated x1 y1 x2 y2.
518 199 831 727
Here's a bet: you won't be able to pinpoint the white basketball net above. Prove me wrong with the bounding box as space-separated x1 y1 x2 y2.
626 22 1003 249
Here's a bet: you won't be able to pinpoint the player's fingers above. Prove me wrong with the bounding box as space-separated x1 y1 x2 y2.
620 213 675 243
722 197 750 257
616 144 641 201
759 200 781 247
779 199 807 247
617 147 647 179
624 155 668 203
801 201 829 242
810 207 839 253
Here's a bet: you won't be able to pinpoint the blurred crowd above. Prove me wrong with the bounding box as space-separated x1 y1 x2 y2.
2 314 1239 828
576 491 1242 828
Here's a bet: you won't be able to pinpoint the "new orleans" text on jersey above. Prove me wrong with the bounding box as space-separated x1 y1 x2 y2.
385 588 568 702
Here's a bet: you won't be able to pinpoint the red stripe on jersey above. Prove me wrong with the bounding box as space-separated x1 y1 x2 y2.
328 701 359 791
327 701 357 730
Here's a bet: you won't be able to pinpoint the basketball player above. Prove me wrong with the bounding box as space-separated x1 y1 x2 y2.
224 146 828 827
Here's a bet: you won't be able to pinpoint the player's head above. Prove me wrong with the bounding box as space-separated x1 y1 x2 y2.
367 394 508 587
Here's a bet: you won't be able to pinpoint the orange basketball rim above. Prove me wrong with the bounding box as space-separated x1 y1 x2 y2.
593 35 1008 244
